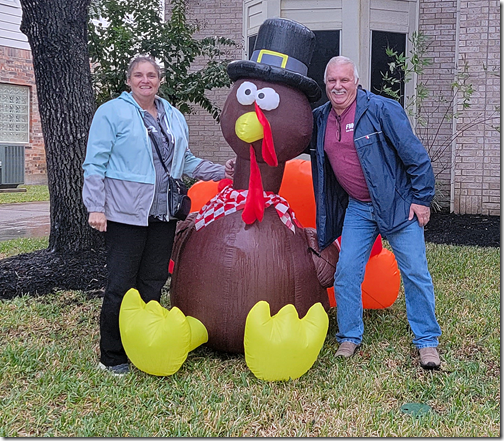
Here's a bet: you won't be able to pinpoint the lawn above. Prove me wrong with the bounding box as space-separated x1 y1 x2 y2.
0 185 49 204
0 235 499 436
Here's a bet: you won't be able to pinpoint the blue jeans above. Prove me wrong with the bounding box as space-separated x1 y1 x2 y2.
334 198 441 349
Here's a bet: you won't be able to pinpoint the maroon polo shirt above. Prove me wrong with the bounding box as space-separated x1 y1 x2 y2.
324 100 371 202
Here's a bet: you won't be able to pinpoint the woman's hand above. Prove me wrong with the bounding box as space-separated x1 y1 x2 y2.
88 212 107 232
224 157 236 180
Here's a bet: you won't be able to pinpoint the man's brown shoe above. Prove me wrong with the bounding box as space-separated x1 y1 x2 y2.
335 341 359 358
419 347 440 370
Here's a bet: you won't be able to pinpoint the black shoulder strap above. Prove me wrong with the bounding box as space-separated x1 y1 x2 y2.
142 116 169 174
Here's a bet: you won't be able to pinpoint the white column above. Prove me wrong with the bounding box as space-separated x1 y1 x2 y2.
341 0 370 88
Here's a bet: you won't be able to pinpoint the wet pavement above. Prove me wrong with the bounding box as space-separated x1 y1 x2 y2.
0 201 50 242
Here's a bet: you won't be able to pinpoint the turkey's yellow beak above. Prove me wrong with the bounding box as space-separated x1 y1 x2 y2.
235 111 264 143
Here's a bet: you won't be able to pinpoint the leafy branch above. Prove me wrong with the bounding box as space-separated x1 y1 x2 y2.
88 0 236 120
378 32 499 210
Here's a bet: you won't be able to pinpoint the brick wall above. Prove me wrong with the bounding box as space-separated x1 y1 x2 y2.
418 0 500 215
417 0 458 211
0 46 46 185
166 0 243 165
454 0 500 215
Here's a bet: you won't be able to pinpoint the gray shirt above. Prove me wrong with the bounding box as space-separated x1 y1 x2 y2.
144 99 173 220
145 98 226 221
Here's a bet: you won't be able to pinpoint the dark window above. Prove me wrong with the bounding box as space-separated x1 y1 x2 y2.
248 30 340 109
308 30 340 109
370 30 406 106
248 35 256 59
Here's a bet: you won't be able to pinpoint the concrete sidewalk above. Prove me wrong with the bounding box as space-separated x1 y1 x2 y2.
0 201 50 242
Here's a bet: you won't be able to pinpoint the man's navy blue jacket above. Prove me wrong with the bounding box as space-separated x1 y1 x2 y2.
308 87 435 250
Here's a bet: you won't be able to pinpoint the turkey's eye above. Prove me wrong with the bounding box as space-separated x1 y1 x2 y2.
255 87 280 111
236 81 257 105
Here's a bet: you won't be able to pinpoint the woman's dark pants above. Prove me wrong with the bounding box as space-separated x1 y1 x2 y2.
99 219 177 367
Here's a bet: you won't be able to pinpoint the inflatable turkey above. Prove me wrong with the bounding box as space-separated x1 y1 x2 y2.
121 18 339 381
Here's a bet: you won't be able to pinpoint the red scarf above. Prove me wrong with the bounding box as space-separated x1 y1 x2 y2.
194 185 302 233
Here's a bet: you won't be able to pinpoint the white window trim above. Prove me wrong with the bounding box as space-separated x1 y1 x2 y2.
243 0 419 100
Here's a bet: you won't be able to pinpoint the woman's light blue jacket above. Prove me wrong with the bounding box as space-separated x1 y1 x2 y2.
82 92 204 226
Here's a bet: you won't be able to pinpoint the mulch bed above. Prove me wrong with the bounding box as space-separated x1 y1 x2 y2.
0 248 107 300
0 212 499 300
423 212 500 248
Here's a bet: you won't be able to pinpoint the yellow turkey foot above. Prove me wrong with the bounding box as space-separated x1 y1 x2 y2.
119 288 208 376
244 300 329 381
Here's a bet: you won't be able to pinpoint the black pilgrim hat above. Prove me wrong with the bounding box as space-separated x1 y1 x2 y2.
227 18 321 102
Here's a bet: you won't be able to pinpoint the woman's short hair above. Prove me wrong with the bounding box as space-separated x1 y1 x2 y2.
323 56 360 84
126 55 162 79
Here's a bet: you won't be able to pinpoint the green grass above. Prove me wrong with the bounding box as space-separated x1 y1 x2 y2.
0 239 499 436
0 185 49 259
0 185 49 204
0 237 49 259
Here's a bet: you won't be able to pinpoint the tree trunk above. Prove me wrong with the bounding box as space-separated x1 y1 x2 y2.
19 0 101 253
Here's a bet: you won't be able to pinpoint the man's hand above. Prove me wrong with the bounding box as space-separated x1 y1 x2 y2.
224 157 236 180
409 203 430 227
89 212 107 232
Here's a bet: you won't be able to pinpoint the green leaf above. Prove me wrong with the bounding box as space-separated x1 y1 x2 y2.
400 403 432 418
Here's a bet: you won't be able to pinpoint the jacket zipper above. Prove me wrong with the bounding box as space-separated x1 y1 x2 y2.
354 131 382 142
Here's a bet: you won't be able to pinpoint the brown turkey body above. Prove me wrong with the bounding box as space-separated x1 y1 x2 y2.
170 207 330 353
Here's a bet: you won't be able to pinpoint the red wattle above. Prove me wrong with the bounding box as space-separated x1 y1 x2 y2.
242 145 266 224
254 102 277 167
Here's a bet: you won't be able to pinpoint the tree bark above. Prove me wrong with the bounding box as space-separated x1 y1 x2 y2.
19 0 101 253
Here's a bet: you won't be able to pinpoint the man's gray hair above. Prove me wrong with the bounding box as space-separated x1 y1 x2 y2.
323 56 359 84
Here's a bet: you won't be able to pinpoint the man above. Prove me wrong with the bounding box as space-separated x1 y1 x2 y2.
308 56 442 369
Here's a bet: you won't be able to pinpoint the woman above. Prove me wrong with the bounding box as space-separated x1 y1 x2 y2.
83 55 234 376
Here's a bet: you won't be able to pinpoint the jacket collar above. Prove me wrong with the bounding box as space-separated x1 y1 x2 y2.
318 101 332 120
354 87 371 125
119 91 175 118
118 91 143 109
